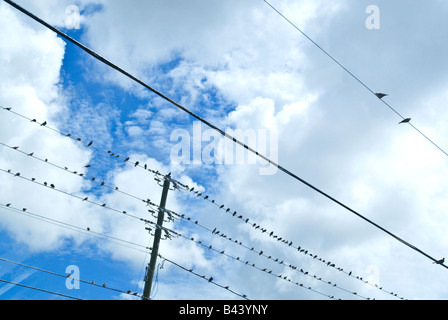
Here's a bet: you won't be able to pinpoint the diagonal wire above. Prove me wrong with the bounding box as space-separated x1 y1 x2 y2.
0 203 246 300
0 278 82 300
262 0 448 157
0 257 144 299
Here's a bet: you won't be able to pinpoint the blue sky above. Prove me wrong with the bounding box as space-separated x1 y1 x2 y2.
1 0 448 301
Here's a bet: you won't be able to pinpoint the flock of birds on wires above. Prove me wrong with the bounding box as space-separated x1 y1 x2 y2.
0 106 413 300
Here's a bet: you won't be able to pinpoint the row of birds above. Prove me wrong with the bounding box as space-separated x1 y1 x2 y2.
66 274 140 297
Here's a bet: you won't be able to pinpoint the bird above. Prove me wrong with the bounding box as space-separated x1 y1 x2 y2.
22 208 27 212
14 172 20 177
208 277 213 283
87 141 93 147
134 161 139 167
124 158 130 162
87 227 90 231
27 152 34 157
30 119 37 123
40 121 47 127
85 165 91 168
12 146 19 150
375 93 388 99
83 197 88 201
5 107 11 111
50 184 55 188
6 204 11 207
433 258 445 265
399 118 411 124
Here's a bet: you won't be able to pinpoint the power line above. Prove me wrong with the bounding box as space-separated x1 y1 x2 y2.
0 278 82 300
0 257 142 298
0 203 152 255
262 0 448 158
3 0 445 268
0 139 165 208
158 255 250 300
0 167 160 227
0 106 167 180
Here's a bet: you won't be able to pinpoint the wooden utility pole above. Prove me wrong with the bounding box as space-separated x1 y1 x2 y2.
142 173 171 300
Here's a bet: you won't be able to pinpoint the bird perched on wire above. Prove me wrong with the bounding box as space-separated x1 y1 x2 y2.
375 93 388 99
40 121 47 127
399 118 411 124
433 258 445 265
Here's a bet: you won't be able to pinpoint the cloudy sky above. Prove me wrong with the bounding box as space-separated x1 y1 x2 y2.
1 0 448 301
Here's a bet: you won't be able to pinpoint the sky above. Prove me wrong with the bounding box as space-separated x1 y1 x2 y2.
0 0 448 301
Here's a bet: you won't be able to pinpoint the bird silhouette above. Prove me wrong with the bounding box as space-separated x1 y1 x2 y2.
40 121 47 127
87 141 93 147
208 277 213 283
375 93 388 99
134 161 139 167
6 204 11 207
433 258 445 265
399 118 411 124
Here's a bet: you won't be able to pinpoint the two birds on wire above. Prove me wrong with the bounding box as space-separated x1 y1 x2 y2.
375 93 411 124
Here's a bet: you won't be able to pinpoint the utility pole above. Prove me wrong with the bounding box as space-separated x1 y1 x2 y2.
142 173 171 300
